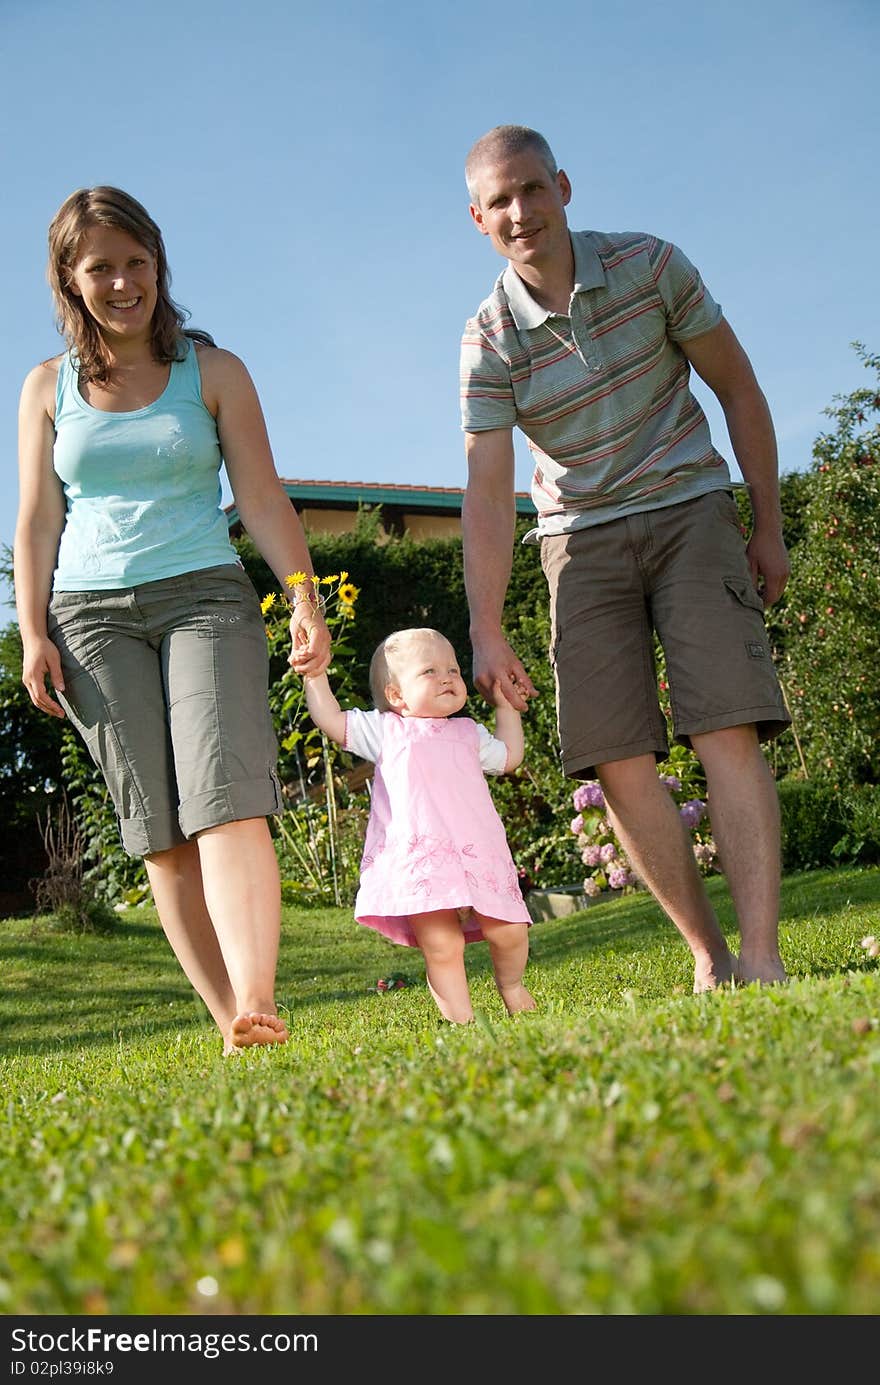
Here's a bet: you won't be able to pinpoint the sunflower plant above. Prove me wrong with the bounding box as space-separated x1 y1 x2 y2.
261 571 368 907
261 571 360 753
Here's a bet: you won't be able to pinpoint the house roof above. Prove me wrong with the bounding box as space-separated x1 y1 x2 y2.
224 477 537 527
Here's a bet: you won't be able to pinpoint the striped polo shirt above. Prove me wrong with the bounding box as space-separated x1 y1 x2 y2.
460 230 732 539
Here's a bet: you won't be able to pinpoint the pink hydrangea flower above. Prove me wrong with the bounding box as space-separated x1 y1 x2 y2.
571 814 584 836
581 845 602 867
573 781 605 811
599 842 618 863
679 799 707 829
582 877 602 897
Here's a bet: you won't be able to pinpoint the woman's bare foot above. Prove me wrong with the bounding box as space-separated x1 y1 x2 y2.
228 1012 289 1050
498 983 537 1015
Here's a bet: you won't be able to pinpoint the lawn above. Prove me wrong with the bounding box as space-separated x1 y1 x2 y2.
1 867 879 1316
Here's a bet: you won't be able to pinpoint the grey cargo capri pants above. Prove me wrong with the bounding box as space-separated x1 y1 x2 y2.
47 563 282 856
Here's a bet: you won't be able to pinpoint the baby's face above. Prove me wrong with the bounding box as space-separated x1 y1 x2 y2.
387 634 468 718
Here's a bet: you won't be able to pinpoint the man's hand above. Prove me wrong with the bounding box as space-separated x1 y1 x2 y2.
472 631 538 711
746 528 790 607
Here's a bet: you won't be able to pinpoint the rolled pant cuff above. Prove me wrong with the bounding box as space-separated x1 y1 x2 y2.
178 773 283 839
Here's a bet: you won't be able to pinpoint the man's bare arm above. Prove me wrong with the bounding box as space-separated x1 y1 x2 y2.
462 428 538 709
682 318 790 606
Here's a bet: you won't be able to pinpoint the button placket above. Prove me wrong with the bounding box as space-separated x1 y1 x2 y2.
572 299 601 373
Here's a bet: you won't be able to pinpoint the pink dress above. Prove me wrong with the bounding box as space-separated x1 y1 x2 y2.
345 710 531 947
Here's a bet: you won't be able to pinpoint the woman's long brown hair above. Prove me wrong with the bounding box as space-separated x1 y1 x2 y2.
47 185 214 383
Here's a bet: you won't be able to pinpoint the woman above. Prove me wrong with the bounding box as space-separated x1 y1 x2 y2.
15 186 330 1054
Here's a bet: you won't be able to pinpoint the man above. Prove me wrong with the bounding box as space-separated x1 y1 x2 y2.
459 124 790 991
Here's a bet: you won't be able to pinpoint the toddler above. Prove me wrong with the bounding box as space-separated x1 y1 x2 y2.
299 627 535 1023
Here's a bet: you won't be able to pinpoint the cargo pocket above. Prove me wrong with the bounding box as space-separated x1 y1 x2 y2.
724 576 769 660
724 575 765 614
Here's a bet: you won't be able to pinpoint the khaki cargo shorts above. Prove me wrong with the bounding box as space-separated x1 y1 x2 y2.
539 489 791 779
47 563 282 856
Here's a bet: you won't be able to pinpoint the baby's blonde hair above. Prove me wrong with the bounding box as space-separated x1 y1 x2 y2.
369 628 452 712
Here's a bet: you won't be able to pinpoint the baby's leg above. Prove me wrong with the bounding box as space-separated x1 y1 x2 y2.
410 910 473 1023
478 916 536 1015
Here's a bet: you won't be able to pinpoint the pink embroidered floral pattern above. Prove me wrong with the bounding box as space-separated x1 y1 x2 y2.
350 712 531 947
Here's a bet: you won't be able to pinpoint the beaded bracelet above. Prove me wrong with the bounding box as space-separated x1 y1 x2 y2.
291 590 327 614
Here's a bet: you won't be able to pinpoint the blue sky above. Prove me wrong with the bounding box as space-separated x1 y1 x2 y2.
2 0 878 614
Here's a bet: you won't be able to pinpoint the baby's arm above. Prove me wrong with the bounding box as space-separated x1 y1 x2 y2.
303 673 347 747
489 678 524 772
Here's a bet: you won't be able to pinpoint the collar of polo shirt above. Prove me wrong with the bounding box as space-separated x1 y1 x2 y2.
501 232 607 329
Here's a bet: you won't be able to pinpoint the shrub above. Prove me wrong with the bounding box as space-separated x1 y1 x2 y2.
60 730 148 903
570 761 718 898
778 345 880 785
777 779 880 870
777 780 849 871
32 796 117 934
829 784 880 866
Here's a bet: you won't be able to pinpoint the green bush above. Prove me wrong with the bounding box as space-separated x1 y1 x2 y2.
60 730 148 903
777 345 880 785
777 780 849 870
833 783 880 865
778 778 880 870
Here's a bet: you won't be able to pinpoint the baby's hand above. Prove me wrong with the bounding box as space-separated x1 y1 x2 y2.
290 646 321 679
490 677 524 711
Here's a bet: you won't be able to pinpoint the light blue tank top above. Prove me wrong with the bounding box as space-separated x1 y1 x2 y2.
52 339 238 589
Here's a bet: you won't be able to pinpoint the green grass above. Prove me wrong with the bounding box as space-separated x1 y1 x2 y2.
1 867 879 1315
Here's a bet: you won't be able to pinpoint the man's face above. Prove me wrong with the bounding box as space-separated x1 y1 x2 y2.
469 148 572 271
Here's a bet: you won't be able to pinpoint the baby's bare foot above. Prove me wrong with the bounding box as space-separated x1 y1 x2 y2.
499 984 537 1015
229 1012 289 1049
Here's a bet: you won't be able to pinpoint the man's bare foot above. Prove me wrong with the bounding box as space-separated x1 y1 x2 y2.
498 984 537 1015
733 955 788 986
228 1012 289 1050
693 948 738 994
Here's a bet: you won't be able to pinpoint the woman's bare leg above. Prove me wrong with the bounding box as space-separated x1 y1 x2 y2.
410 910 473 1023
144 840 238 1040
195 818 288 1048
145 819 288 1053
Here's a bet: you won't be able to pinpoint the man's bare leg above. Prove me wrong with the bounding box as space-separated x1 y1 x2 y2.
596 754 736 992
692 725 787 985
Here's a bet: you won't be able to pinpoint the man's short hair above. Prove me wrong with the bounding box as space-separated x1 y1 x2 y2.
465 125 558 205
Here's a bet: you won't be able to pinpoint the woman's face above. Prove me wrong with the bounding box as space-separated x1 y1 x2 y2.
67 224 158 344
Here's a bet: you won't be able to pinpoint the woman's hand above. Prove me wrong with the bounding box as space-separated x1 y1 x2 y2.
21 635 66 719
